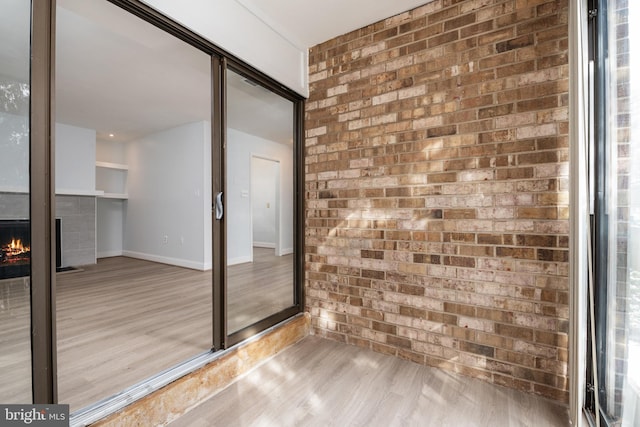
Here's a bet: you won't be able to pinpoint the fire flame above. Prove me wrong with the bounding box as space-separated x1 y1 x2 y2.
3 238 30 255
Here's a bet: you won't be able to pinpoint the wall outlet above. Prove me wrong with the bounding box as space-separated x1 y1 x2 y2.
162 235 168 244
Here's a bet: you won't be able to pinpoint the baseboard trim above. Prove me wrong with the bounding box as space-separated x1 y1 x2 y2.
254 241 275 249
279 247 294 256
122 250 208 271
227 255 252 266
96 250 123 259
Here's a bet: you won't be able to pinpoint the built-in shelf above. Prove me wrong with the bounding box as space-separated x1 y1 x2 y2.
1 186 105 197
95 161 128 171
57 188 104 197
0 185 29 194
96 160 128 199
98 193 128 200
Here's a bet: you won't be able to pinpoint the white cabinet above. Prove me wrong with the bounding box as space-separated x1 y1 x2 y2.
95 161 128 199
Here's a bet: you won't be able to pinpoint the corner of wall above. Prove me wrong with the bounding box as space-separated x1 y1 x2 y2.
301 49 310 98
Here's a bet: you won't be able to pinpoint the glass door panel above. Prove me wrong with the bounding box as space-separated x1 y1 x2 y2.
0 0 33 404
603 1 640 422
55 0 213 411
590 0 640 424
225 69 295 334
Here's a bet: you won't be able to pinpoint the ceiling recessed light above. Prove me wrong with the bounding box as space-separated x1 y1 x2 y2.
108 133 115 138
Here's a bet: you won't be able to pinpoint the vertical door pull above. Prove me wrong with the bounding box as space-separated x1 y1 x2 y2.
215 192 224 220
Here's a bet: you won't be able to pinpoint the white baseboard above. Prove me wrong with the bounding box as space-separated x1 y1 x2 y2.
227 255 252 266
122 250 209 271
254 241 276 249
97 250 123 259
279 247 294 256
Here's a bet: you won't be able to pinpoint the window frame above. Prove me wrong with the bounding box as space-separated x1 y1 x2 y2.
31 0 57 403
585 0 632 425
586 0 610 422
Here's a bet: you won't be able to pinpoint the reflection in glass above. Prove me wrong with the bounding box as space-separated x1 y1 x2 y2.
55 0 212 411
0 0 32 403
599 1 640 424
226 69 295 333
623 5 640 423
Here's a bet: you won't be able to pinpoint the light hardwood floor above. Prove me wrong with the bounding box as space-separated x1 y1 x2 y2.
228 247 294 333
56 256 213 411
0 248 293 411
169 335 570 427
0 276 31 403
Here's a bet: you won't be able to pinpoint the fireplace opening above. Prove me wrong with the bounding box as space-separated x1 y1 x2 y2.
0 219 62 280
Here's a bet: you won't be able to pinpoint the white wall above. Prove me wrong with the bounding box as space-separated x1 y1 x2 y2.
0 112 29 192
97 198 124 258
227 128 293 264
141 0 307 97
96 139 126 164
55 123 96 193
0 3 30 191
123 121 212 270
251 157 278 248
1 119 96 194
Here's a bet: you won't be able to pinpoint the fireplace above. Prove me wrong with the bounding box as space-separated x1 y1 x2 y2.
0 219 61 280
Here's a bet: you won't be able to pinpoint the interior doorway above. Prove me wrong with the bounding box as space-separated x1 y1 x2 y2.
250 156 280 256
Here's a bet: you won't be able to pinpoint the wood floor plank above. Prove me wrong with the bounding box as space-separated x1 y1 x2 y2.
169 336 569 427
0 277 32 403
0 247 294 411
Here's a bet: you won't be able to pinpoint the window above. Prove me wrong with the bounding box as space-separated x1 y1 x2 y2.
587 0 640 425
54 0 214 409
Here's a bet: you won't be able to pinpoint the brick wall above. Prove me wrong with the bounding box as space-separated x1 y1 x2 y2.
305 0 569 402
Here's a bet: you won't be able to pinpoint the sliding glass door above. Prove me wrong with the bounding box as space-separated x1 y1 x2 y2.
5 0 302 414
225 68 297 338
0 0 32 404
54 0 214 410
588 0 640 425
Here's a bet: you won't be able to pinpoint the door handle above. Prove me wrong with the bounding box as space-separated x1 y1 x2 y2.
215 192 224 220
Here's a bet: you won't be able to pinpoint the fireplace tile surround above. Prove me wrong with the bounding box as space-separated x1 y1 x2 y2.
0 192 96 269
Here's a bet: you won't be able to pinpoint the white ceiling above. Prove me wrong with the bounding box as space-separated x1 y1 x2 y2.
53 0 295 144
56 0 213 143
3 0 431 144
236 0 433 49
